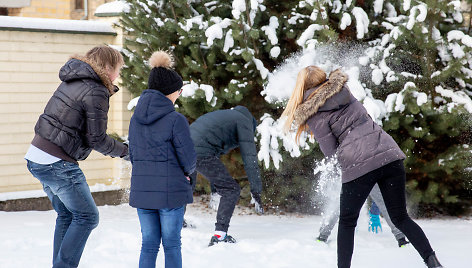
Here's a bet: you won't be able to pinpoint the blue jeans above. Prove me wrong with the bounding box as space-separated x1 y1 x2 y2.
26 160 99 268
137 207 185 268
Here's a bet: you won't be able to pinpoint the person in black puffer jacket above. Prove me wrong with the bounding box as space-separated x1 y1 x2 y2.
282 66 442 268
25 45 128 268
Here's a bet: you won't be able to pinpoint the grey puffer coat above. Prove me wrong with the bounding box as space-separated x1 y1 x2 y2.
294 69 405 183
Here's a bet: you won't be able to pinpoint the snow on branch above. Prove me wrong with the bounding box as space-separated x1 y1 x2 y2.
435 86 472 113
351 7 369 39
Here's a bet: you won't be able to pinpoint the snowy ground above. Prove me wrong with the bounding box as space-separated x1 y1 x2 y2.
0 196 470 268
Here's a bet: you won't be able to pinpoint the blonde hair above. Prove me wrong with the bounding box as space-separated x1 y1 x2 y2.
282 66 327 142
85 45 124 72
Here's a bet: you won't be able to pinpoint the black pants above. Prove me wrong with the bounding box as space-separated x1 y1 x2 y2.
191 155 240 232
337 160 435 268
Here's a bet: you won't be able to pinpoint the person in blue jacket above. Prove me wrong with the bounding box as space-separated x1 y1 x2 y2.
128 51 196 268
189 106 264 246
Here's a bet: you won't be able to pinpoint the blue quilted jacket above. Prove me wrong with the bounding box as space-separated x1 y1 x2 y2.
128 89 196 209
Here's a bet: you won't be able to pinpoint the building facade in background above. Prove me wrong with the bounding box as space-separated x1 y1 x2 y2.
0 0 114 20
0 2 132 195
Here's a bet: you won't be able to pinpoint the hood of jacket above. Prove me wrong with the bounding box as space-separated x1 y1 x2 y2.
234 105 257 132
293 69 349 127
133 89 175 125
59 56 115 94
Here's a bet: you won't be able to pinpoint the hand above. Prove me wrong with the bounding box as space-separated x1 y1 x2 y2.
121 153 130 161
251 192 264 214
185 176 191 184
368 212 382 233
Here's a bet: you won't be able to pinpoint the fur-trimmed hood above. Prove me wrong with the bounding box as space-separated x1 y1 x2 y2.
59 56 115 95
293 69 349 127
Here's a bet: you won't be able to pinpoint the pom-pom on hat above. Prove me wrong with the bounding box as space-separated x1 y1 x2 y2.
148 51 183 95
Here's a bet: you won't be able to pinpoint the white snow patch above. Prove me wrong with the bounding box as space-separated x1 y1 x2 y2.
0 201 469 267
205 18 232 47
223 29 235 52
261 16 279 45
253 58 269 79
0 16 115 34
95 1 130 15
340 13 352 30
270 46 281 58
403 0 411 11
435 86 472 113
232 0 246 18
127 97 140 110
372 68 384 85
352 7 370 39
181 81 216 105
373 0 384 15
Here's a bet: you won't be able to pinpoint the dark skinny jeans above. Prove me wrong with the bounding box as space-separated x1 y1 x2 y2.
337 160 435 268
190 155 241 232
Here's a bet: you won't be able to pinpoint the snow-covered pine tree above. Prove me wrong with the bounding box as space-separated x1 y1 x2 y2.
357 0 472 214
262 0 472 215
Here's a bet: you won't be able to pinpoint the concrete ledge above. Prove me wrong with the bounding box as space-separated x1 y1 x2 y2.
0 189 129 211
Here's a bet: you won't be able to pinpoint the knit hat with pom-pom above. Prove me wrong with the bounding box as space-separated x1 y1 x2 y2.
148 51 183 95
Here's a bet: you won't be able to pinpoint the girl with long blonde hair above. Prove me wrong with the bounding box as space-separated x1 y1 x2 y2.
282 66 442 268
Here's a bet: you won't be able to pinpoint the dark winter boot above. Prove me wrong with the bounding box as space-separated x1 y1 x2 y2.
208 234 236 247
425 254 443 268
397 237 410 248
182 219 195 228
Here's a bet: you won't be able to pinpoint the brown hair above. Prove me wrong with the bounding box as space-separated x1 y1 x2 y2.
281 66 328 142
85 45 124 72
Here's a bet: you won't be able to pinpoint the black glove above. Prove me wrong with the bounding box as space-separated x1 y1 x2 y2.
120 144 130 161
251 192 264 214
122 153 130 161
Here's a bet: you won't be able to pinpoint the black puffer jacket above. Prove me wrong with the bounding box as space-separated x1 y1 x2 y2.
34 57 127 161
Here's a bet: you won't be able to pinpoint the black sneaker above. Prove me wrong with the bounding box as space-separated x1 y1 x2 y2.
208 234 236 247
425 253 443 268
397 237 410 248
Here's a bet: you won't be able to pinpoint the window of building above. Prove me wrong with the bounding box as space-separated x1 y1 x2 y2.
0 8 8 15
75 0 84 10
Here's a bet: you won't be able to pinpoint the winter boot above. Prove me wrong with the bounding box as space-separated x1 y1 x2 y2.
397 237 410 248
425 253 443 268
208 234 236 247
182 218 196 229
